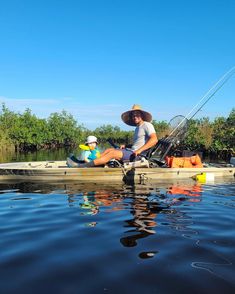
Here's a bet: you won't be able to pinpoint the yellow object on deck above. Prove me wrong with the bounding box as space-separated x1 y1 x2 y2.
194 172 215 183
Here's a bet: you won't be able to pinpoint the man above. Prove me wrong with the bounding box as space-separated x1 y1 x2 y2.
67 104 158 167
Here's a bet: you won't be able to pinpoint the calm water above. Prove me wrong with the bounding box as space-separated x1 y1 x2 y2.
0 178 235 293
0 150 235 293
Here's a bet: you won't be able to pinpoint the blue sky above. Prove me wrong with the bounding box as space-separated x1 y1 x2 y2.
0 0 234 130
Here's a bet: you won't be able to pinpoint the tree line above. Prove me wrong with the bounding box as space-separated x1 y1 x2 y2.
0 104 234 159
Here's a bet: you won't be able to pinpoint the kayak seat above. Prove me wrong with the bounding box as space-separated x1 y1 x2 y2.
139 138 175 167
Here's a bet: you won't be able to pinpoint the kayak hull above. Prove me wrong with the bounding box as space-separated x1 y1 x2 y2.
0 161 234 183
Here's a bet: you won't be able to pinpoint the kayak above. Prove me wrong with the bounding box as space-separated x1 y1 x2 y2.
0 160 234 183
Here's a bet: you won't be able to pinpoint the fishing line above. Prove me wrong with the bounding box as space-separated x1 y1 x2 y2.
168 66 235 137
187 66 235 120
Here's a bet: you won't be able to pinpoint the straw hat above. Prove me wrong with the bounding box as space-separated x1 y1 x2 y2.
121 104 152 126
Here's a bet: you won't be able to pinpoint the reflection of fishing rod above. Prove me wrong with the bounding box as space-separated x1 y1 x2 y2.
169 66 235 137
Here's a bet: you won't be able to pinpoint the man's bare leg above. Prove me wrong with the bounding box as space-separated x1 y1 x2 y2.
99 148 115 157
94 149 123 166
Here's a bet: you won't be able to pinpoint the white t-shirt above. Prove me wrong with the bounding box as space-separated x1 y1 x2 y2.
131 121 156 151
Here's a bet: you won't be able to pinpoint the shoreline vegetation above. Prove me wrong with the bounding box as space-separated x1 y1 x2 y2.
0 104 234 161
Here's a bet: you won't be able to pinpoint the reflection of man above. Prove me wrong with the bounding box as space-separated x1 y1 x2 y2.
67 104 157 167
120 195 157 247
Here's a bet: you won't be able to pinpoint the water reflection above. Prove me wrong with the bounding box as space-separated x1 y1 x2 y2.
0 180 206 247
121 182 203 245
120 191 158 247
68 192 99 215
0 180 233 235
1 179 234 292
167 183 202 203
0 147 73 163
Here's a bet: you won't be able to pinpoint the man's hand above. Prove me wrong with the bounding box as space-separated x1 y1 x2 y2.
132 133 158 157
132 150 141 157
120 145 126 149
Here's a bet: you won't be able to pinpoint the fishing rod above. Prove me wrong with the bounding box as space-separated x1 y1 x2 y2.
169 66 235 137
108 67 235 161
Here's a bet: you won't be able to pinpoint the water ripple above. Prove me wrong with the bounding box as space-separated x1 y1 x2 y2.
0 179 235 293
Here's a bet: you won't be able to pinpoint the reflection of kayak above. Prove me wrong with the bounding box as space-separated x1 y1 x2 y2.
0 161 234 182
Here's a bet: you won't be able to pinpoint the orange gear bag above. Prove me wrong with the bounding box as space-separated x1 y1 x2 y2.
165 154 203 168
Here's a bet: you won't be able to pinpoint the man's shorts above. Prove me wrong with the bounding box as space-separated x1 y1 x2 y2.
121 148 134 161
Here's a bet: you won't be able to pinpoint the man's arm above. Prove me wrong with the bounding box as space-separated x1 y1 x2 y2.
133 133 158 156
